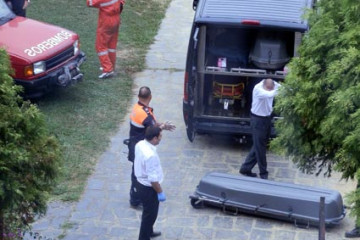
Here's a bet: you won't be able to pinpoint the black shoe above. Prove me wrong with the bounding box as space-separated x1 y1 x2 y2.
150 231 161 238
260 175 268 180
345 227 360 238
239 170 257 177
130 203 142 210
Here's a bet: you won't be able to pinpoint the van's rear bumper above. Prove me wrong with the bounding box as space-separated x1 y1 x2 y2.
14 51 86 98
184 101 276 137
195 117 252 135
195 117 277 137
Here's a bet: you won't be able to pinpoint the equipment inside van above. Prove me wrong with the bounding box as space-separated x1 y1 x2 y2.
183 0 313 142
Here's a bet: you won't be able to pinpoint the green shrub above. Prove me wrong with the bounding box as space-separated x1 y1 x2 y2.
272 0 360 224
0 49 61 238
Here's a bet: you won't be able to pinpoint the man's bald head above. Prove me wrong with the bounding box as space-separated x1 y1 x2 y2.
138 86 151 99
263 78 275 91
138 86 152 102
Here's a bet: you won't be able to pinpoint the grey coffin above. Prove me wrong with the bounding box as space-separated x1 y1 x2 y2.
190 172 346 227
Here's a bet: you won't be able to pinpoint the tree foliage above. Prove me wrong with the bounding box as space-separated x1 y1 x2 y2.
271 0 360 223
0 49 61 238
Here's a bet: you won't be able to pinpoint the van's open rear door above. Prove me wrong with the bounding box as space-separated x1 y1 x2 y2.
184 26 200 142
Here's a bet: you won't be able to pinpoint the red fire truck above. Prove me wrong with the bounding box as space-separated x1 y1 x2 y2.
0 0 86 98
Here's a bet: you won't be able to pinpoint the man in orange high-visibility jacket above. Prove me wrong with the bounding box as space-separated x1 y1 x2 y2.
87 0 124 79
128 87 175 208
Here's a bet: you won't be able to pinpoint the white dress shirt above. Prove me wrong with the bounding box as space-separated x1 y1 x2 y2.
134 140 164 187
251 80 281 117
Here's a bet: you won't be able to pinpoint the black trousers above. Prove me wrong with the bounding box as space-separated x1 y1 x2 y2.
130 164 141 206
136 181 159 240
240 114 271 178
8 0 26 17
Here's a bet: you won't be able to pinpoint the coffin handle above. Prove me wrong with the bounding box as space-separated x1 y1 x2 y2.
222 204 239 216
294 219 310 229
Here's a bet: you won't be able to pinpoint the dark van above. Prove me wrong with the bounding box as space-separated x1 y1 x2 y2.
183 0 314 142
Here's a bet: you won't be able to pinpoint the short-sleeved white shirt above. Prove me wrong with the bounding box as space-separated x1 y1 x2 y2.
134 140 164 187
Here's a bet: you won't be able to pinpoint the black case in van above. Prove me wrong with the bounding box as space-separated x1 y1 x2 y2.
249 32 291 70
190 172 346 227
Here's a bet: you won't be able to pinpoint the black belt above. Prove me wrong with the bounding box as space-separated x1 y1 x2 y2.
251 112 271 119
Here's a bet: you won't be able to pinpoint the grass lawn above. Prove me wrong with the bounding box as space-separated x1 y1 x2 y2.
27 0 171 201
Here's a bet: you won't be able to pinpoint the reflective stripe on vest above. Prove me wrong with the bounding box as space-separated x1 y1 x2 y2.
98 50 108 56
108 48 116 53
100 0 119 7
89 0 93 6
130 120 145 128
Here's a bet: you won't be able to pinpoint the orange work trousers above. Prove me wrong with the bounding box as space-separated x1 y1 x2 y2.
96 13 120 73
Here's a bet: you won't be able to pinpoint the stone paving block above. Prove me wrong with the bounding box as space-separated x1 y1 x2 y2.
276 168 298 179
255 218 276 229
273 230 296 240
203 162 229 169
163 226 184 240
79 224 108 237
197 215 210 227
49 216 67 229
213 216 234 229
109 227 138 239
118 218 140 229
75 198 93 211
100 208 116 222
113 207 138 219
234 216 254 233
63 234 90 240
197 227 215 239
295 230 318 240
70 210 100 221
167 217 196 227
183 149 205 158
87 179 105 190
182 227 213 240
214 229 248 240
31 220 50 231
250 229 273 240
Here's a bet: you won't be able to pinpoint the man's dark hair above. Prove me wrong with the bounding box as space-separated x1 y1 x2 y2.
145 126 162 141
138 86 151 99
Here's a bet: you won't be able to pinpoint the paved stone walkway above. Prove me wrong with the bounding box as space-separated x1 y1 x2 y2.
30 0 357 239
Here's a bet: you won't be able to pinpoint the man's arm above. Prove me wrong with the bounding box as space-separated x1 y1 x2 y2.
255 87 278 99
23 0 30 10
146 156 166 201
274 81 281 90
151 182 163 193
146 155 162 189
143 116 176 131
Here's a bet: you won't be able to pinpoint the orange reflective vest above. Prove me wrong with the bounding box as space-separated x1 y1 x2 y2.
87 0 124 15
128 102 157 161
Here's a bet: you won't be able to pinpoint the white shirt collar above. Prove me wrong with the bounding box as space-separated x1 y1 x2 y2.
144 140 157 151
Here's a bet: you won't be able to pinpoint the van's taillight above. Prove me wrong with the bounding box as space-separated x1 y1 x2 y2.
184 72 189 102
241 20 260 25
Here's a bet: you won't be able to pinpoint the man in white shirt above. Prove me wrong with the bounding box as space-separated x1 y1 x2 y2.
240 78 281 179
134 126 165 240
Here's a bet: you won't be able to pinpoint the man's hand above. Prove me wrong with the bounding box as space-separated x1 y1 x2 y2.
157 192 166 202
23 0 30 9
161 121 176 131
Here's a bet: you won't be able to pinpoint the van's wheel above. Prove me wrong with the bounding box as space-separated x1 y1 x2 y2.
191 198 204 209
